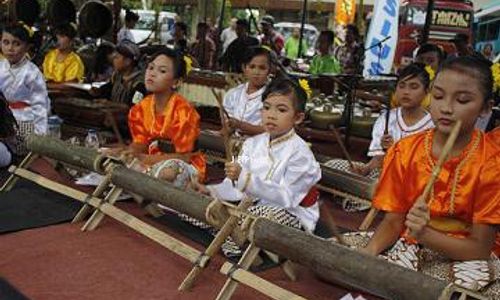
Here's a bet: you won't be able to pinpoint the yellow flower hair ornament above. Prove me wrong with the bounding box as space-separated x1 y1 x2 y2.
298 79 312 100
18 21 34 38
183 55 193 76
492 62 500 93
424 65 435 81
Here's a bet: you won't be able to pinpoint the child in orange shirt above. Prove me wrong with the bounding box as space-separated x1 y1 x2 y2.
119 48 205 187
344 56 499 295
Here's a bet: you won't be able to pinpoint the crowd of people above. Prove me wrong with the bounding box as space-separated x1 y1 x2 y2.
0 10 500 297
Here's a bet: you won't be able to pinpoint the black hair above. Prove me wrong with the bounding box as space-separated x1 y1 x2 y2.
93 42 115 75
174 21 187 34
2 23 32 43
416 43 444 62
54 23 77 39
397 63 431 89
242 46 272 67
236 19 249 28
197 22 209 30
148 47 187 79
262 77 307 112
125 9 139 23
346 24 359 39
0 92 17 138
319 30 334 44
437 55 493 103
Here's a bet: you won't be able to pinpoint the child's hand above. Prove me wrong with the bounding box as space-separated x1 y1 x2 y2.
381 134 394 150
226 118 241 130
351 163 370 176
225 161 242 180
405 196 430 240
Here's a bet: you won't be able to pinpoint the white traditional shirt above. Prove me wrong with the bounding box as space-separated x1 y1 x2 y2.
0 58 50 134
368 107 434 157
209 129 321 232
223 83 265 127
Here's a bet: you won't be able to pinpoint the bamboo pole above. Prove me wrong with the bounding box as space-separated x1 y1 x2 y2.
25 135 105 173
215 243 261 300
249 218 450 300
219 262 308 300
0 152 38 192
110 165 216 226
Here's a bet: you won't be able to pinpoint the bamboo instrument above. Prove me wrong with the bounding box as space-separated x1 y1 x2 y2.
421 121 462 203
248 217 484 300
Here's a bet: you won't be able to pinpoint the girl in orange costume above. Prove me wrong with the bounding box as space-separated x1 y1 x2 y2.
343 56 499 296
125 48 205 187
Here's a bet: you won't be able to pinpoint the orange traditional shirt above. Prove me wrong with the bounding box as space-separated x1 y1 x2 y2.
373 129 500 255
487 127 500 146
128 93 206 181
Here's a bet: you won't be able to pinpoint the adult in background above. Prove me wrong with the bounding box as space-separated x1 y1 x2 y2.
415 43 444 72
168 21 189 54
450 33 481 58
482 43 495 61
118 9 139 44
259 15 284 55
284 27 308 60
220 18 238 55
220 19 259 73
190 22 215 69
334 24 363 74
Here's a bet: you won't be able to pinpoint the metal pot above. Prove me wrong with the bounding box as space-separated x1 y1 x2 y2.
351 115 377 138
309 105 342 130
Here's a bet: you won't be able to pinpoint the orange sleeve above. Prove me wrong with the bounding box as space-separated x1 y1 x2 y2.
372 143 412 213
128 101 150 145
170 100 201 153
472 152 500 224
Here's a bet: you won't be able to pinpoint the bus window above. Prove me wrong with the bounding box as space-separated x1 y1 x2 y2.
478 23 487 42
486 20 499 41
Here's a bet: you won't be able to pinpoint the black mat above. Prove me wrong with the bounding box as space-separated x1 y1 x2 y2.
0 278 30 300
0 179 83 234
152 211 343 272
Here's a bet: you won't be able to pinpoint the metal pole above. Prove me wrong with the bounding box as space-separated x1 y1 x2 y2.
298 0 308 58
215 0 227 68
421 0 435 44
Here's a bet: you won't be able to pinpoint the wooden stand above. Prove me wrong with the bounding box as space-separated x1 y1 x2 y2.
219 262 307 300
178 196 254 291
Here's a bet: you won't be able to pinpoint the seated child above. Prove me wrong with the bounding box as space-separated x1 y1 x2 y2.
0 23 50 154
415 43 444 72
326 63 434 211
123 48 205 187
223 46 270 137
43 23 85 86
309 30 342 75
0 92 17 167
209 77 322 256
88 41 115 82
90 40 146 106
326 63 434 176
350 56 499 296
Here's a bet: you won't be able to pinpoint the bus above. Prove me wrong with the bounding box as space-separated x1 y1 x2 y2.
474 3 500 58
395 0 474 66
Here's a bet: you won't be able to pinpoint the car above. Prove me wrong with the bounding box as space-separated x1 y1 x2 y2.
125 10 177 44
274 22 319 57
